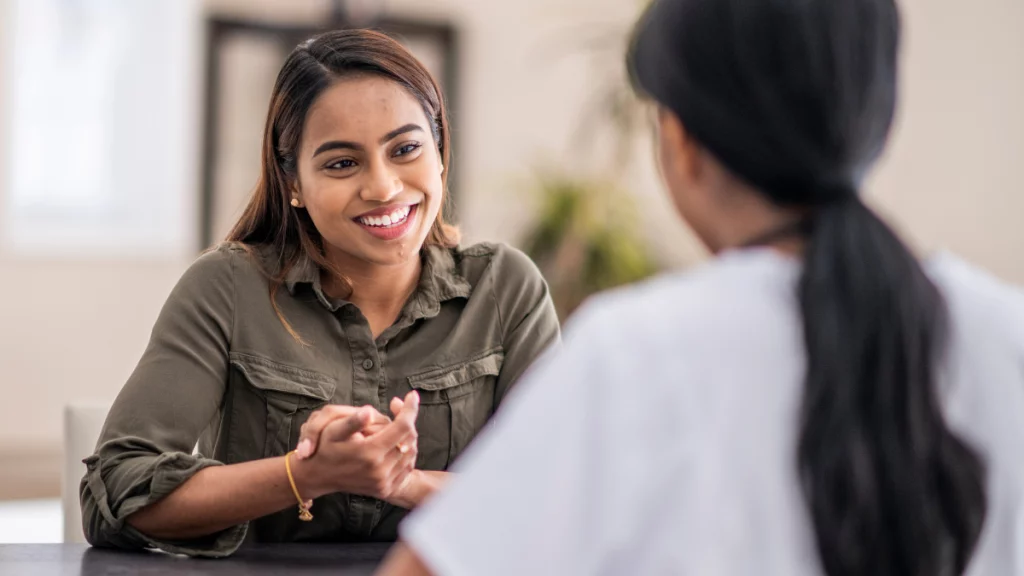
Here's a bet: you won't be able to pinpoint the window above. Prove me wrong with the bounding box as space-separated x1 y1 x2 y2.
4 0 199 256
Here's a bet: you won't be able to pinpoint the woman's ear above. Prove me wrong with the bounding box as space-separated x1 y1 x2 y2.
657 107 703 186
289 183 304 208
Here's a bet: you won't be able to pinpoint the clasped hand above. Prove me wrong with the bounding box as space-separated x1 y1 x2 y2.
291 391 422 508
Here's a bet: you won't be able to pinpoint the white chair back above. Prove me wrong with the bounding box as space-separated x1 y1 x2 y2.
62 404 109 543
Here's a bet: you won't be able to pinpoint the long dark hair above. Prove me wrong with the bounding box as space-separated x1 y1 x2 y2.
628 1 987 575
226 29 459 338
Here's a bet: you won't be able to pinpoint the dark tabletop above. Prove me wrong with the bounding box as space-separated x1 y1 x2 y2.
0 543 392 576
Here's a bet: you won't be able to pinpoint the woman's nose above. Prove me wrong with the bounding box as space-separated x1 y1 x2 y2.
360 164 403 203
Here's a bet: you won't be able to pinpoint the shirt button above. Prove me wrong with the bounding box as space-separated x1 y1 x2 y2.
362 359 374 370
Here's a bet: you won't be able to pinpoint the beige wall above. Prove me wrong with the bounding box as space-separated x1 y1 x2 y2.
868 0 1024 281
1 0 1022 498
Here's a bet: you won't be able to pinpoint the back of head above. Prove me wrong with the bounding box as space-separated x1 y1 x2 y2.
628 1 987 574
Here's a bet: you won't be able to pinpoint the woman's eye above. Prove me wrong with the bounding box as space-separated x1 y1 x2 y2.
327 159 356 170
394 143 421 157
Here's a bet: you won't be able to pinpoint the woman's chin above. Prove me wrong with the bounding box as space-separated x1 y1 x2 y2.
351 237 428 268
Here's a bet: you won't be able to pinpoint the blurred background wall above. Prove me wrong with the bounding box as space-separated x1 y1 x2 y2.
0 0 1021 502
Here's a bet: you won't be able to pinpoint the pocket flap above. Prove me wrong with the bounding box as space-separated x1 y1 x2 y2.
229 352 335 401
407 349 504 392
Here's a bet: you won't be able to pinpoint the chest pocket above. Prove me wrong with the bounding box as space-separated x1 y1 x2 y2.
407 348 504 471
229 352 337 459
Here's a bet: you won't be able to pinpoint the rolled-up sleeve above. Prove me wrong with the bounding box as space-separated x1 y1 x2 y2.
80 246 245 557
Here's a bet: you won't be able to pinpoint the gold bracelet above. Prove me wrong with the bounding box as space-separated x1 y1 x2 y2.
284 450 314 521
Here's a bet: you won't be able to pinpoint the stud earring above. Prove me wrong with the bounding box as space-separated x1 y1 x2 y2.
439 163 444 174
290 198 300 207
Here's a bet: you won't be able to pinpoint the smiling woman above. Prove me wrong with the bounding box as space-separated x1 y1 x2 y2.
295 78 444 275
79 30 560 558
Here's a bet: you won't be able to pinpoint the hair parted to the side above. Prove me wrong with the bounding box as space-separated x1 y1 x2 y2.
225 29 459 342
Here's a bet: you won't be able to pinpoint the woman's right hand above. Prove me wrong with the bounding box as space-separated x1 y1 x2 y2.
295 404 393 460
293 391 420 502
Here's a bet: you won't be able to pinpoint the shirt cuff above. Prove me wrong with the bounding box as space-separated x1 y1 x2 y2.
81 451 247 558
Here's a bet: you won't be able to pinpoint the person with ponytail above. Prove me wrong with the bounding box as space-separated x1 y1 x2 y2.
379 0 1024 574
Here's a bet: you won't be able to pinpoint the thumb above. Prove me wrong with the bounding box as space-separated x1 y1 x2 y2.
322 408 372 443
399 390 419 418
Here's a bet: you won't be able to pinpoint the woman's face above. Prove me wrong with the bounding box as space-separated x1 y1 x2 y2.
293 74 443 268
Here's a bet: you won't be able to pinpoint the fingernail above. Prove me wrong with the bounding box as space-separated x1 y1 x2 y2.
297 438 311 458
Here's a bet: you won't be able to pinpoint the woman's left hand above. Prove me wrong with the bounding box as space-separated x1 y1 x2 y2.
380 391 450 509
378 395 428 509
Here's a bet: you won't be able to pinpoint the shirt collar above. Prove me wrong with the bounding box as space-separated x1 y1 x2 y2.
282 245 472 317
283 253 319 296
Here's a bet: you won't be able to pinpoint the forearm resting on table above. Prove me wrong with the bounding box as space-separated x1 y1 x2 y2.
127 455 308 541
128 460 449 540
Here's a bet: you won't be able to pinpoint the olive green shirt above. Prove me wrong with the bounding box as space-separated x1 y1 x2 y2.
80 241 560 557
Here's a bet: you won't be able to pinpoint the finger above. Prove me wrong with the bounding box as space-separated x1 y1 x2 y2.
377 429 419 470
382 451 419 499
363 421 390 437
295 409 327 459
297 405 390 459
380 441 418 486
389 396 405 418
298 405 356 459
372 392 420 448
392 447 417 478
399 391 419 420
322 408 373 443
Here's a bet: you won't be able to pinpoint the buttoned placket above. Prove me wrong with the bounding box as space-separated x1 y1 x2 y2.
286 246 472 535
332 304 388 535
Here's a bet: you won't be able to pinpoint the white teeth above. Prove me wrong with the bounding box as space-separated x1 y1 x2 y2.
359 206 413 228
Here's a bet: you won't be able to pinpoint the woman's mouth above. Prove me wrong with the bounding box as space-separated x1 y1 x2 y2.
353 204 418 241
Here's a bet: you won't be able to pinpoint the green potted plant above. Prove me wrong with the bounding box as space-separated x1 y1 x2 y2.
521 172 657 320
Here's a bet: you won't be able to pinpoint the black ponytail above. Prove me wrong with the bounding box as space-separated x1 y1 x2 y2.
628 0 988 574
798 197 986 576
